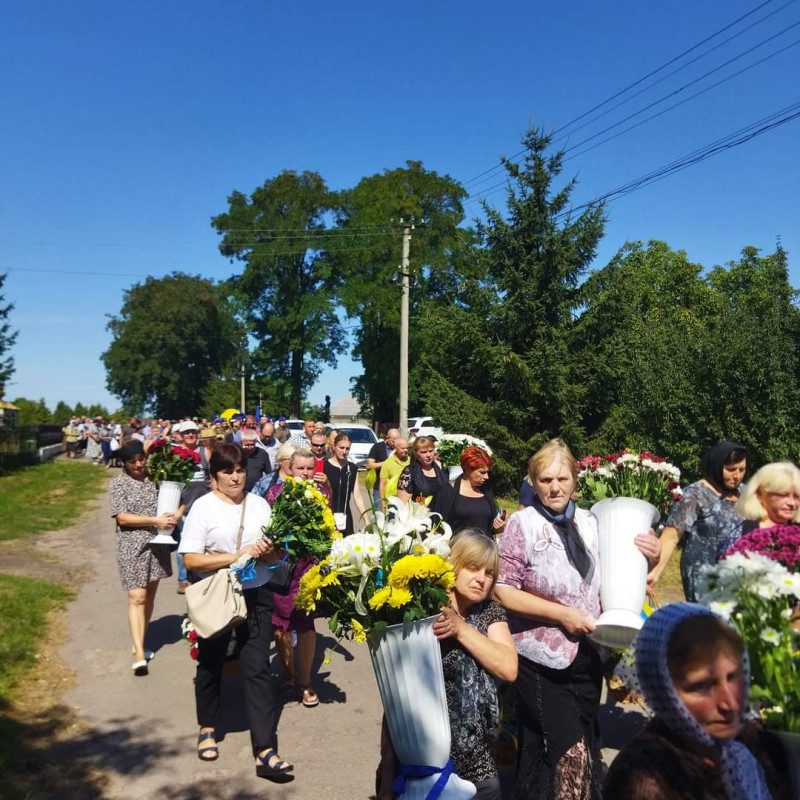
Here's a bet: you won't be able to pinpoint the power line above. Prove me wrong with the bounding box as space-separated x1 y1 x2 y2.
462 0 787 189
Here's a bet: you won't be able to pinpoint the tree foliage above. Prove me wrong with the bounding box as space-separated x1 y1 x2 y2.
0 273 17 394
211 170 346 417
332 161 467 425
102 273 240 418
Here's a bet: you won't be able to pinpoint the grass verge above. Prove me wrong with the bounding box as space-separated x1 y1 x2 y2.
0 574 73 798
0 459 107 541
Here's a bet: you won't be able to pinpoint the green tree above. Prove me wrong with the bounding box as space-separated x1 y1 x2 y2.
702 244 800 467
211 170 346 417
102 273 241 418
332 161 467 425
51 401 73 425
13 397 51 426
573 240 715 471
0 274 17 394
418 127 605 490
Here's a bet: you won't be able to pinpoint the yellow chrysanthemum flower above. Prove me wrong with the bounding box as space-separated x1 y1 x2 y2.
369 586 392 610
351 619 367 644
388 554 455 590
387 587 413 608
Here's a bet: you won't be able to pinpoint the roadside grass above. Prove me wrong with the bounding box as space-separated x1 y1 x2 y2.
0 574 73 795
0 459 107 541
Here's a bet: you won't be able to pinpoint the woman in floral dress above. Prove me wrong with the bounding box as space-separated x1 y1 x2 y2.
109 440 176 676
495 439 661 800
650 441 747 602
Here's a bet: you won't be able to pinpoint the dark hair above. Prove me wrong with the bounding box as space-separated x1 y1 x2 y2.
209 443 247 477
667 615 744 682
333 433 351 446
700 441 747 494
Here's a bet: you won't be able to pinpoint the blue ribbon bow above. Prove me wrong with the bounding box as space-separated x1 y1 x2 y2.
392 760 455 800
232 559 257 583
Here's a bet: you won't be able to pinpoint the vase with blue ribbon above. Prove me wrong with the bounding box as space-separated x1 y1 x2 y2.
368 616 475 800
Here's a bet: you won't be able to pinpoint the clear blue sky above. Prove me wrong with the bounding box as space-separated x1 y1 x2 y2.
2 1 798 416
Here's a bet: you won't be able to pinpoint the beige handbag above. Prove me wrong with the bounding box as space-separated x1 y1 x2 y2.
185 497 249 640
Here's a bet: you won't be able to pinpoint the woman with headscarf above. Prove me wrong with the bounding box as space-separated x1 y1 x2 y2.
395 436 451 511
650 442 747 602
605 602 790 800
495 439 661 800
109 440 177 676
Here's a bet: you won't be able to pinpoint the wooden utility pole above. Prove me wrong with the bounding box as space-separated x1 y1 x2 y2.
399 221 412 436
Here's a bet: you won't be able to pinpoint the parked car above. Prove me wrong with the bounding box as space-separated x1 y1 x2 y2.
407 416 444 439
284 419 304 430
326 424 378 468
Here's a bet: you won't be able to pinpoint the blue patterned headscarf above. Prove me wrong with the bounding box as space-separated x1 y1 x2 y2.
635 603 771 800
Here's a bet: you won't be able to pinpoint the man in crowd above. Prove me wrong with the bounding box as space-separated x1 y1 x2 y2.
274 415 291 444
310 432 329 487
291 418 316 448
366 428 399 506
240 428 272 492
379 437 410 510
257 420 281 468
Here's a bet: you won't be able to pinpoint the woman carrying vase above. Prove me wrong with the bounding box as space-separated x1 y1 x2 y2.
110 440 177 676
378 529 518 800
650 441 747 602
495 439 660 800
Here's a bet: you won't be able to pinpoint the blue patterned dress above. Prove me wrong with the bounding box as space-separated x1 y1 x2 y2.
664 481 743 602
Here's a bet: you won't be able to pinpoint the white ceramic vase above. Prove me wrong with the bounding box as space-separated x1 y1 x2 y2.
774 730 800 798
368 615 475 800
150 480 183 546
448 466 463 481
589 497 659 649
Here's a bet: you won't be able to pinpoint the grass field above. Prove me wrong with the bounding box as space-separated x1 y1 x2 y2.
0 459 107 541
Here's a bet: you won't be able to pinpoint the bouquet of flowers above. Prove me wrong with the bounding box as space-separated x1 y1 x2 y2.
721 525 800 572
294 497 455 642
698 552 800 733
181 616 199 660
146 438 200 484
263 477 340 561
436 434 493 468
577 449 682 515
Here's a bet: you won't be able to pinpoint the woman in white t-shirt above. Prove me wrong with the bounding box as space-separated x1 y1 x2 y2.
179 443 293 782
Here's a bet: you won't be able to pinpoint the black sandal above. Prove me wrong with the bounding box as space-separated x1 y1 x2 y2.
255 748 293 780
197 730 219 761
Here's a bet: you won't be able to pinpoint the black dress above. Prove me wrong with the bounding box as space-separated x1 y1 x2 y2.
323 458 359 535
439 476 498 535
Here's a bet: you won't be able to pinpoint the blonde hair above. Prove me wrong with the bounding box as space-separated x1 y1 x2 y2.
275 442 297 464
527 438 578 483
413 436 437 454
736 461 800 523
449 529 500 591
290 447 314 466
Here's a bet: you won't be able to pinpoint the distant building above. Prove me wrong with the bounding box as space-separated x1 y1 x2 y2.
0 400 20 428
329 395 370 426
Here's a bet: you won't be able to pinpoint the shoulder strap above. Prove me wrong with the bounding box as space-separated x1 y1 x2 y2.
236 495 248 550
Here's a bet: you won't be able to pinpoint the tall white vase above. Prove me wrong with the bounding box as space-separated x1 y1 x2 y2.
368 616 475 800
448 466 463 481
774 730 800 798
589 497 659 649
149 480 183 546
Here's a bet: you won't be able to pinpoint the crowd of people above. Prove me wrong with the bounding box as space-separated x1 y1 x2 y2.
102 416 795 799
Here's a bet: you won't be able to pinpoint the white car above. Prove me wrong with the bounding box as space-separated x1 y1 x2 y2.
327 424 378 468
284 419 305 431
407 416 444 439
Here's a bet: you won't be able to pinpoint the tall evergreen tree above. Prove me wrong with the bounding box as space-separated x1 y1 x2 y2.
0 273 18 395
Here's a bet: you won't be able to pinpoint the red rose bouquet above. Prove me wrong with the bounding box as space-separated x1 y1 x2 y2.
146 437 201 484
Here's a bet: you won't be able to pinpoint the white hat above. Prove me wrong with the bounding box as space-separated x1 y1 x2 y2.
180 421 199 433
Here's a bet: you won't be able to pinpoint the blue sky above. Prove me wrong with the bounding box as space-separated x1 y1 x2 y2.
2 1 798 416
